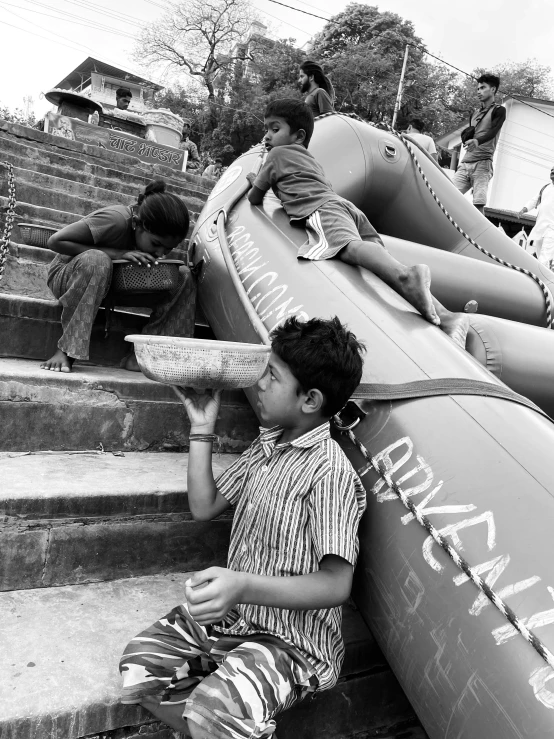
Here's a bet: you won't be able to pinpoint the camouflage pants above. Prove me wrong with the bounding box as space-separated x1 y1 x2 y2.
47 250 196 360
119 600 318 739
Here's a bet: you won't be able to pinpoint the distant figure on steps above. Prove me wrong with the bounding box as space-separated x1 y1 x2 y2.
41 180 195 373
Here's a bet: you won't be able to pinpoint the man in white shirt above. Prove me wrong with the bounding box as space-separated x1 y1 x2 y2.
519 166 554 267
405 119 438 161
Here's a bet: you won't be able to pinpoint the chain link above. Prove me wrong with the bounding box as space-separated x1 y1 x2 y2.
0 162 16 282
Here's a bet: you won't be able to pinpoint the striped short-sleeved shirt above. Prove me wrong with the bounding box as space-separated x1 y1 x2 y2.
214 422 366 690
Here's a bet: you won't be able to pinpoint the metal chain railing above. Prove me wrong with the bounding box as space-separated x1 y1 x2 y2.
0 162 16 282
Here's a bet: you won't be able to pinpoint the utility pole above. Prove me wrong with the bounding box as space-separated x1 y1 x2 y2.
23 96 33 120
391 44 409 130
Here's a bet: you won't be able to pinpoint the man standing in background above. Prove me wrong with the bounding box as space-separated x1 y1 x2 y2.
115 88 133 111
405 120 438 160
452 74 506 214
179 119 202 171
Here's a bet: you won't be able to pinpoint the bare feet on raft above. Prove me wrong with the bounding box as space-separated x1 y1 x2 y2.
397 265 440 326
438 311 470 349
40 349 74 373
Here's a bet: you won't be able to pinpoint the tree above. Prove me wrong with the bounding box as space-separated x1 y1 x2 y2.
0 103 36 127
135 0 256 128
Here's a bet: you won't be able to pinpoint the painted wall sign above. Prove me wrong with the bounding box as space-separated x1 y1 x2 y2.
45 112 185 170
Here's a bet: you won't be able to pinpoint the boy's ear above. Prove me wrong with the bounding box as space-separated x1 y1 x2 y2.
295 128 307 145
301 387 325 415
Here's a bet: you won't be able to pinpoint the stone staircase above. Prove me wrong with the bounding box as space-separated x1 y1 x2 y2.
0 119 427 739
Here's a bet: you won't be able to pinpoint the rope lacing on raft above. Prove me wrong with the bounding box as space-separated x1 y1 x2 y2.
314 111 554 329
334 410 554 670
0 162 16 282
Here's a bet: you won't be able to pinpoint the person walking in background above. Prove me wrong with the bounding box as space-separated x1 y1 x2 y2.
179 119 202 171
519 166 554 267
298 60 335 117
452 74 506 214
405 119 438 161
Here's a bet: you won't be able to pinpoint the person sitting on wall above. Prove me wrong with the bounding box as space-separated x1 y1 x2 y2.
40 180 195 374
116 88 133 111
179 119 202 171
202 158 223 179
404 119 438 161
298 60 335 117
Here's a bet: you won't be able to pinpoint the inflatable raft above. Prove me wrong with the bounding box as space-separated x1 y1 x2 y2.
190 114 554 738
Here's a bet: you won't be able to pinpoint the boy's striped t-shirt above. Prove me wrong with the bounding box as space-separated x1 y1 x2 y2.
214 422 366 690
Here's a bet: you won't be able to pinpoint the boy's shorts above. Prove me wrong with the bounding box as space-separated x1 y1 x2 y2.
298 198 384 260
119 600 318 739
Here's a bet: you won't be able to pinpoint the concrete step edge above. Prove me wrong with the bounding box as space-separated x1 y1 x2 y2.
0 122 213 193
0 576 385 739
0 145 213 199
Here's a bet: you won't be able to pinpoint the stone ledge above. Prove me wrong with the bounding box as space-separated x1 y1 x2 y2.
0 574 413 739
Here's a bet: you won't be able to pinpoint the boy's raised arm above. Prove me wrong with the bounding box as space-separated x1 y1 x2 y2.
173 386 231 521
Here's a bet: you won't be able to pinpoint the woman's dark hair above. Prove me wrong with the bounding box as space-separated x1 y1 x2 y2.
135 180 190 238
300 60 335 101
264 99 315 147
477 74 500 93
270 316 365 416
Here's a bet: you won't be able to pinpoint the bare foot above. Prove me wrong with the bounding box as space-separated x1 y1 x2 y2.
439 312 470 348
397 265 440 325
40 349 74 373
121 351 140 372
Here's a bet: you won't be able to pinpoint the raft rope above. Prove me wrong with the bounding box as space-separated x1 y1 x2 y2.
0 162 16 282
334 387 554 670
217 151 554 669
314 111 554 329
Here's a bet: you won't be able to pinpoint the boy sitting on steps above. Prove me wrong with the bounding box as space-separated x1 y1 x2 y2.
247 99 469 347
119 316 367 739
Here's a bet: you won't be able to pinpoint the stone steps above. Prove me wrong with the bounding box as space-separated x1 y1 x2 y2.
0 451 237 591
0 573 424 739
0 133 211 201
0 358 259 453
0 197 199 245
0 120 213 196
0 165 206 220
0 292 151 366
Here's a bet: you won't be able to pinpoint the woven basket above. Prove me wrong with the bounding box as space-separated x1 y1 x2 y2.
18 223 56 248
112 259 184 294
125 335 271 389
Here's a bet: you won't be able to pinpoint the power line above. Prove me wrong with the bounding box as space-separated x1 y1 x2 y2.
0 1 139 37
267 0 554 122
0 13 90 54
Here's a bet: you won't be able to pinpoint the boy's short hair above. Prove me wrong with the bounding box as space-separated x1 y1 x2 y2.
270 316 365 416
264 99 314 147
116 87 133 99
477 74 500 93
409 119 425 132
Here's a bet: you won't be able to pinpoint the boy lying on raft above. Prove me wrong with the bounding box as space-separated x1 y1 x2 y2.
246 99 469 347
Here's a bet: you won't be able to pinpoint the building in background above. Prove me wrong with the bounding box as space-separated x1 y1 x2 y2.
53 57 163 114
437 96 554 235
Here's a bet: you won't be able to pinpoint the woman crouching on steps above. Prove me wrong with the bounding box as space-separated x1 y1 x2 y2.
41 180 194 373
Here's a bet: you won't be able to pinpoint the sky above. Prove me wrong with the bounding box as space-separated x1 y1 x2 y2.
1 0 553 119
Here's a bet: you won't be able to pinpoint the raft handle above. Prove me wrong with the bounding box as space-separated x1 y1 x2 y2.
384 144 397 158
